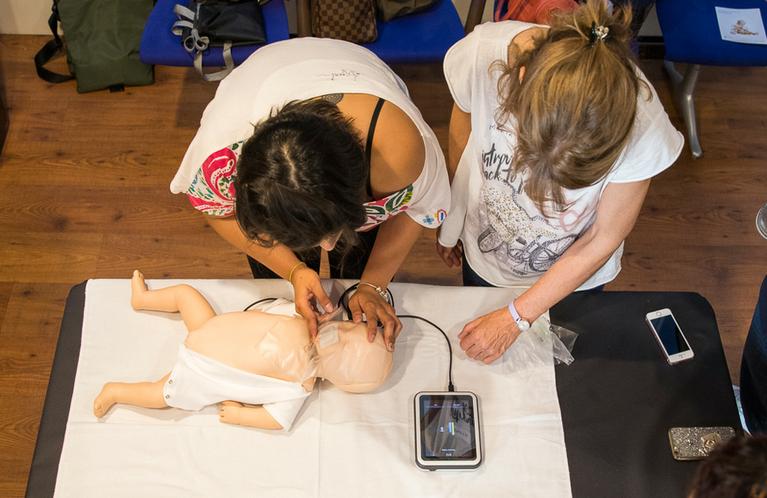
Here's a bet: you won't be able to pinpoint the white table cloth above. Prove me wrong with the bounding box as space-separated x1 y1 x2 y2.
54 279 571 498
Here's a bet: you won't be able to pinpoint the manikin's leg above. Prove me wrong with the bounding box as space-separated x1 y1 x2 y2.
93 271 218 417
129 270 216 331
94 374 170 417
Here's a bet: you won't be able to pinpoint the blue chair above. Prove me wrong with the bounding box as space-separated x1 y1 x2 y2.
741 275 767 434
656 1 767 158
296 0 487 64
139 0 290 79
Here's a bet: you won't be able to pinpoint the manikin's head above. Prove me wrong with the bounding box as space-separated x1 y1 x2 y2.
314 320 393 393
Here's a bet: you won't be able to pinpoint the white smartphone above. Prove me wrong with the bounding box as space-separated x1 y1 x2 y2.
645 308 694 364
414 391 482 470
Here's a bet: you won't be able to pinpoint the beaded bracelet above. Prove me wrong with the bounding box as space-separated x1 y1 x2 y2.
359 281 390 303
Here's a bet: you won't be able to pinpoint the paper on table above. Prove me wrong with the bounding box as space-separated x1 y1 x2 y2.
715 7 767 45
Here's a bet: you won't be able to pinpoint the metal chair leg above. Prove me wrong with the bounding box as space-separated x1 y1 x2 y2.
664 61 702 159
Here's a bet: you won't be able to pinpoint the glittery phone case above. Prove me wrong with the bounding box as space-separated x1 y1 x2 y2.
668 427 736 461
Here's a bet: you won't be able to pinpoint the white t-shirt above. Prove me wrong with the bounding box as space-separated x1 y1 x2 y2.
171 38 450 230
439 21 684 289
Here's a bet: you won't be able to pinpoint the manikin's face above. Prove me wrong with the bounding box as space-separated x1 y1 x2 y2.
315 321 393 393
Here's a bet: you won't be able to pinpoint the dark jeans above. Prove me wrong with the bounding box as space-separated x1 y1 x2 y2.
741 276 767 434
247 226 379 280
462 258 605 293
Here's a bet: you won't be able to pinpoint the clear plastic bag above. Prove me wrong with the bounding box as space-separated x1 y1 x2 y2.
547 322 578 366
502 317 578 372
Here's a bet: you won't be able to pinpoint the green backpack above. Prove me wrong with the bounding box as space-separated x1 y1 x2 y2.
34 0 154 93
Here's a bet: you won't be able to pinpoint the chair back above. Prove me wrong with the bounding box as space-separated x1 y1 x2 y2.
656 0 767 66
741 275 767 433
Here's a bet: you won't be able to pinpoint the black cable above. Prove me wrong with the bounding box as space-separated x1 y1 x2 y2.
243 297 277 311
397 314 455 392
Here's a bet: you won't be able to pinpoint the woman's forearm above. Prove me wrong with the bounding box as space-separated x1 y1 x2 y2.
513 229 617 323
205 216 301 279
514 180 651 323
360 214 424 288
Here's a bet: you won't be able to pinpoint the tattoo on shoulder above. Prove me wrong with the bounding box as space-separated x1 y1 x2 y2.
321 93 344 105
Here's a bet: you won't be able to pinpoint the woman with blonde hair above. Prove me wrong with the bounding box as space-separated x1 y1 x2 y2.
437 0 683 363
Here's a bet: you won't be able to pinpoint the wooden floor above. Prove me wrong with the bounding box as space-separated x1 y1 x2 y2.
1 34 765 496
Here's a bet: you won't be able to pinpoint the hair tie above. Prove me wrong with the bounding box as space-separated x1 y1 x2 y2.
589 22 609 44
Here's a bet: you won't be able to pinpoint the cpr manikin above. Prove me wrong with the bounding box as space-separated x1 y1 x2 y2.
93 271 394 430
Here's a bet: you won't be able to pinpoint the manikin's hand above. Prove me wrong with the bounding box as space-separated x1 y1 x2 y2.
435 239 463 268
348 285 401 351
458 307 522 364
291 266 335 338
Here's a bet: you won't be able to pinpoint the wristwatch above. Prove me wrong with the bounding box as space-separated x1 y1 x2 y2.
507 300 531 332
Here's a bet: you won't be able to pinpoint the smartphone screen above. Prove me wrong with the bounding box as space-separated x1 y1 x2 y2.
650 314 690 355
419 394 477 460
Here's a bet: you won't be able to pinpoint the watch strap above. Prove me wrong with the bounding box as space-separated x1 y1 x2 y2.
507 300 523 322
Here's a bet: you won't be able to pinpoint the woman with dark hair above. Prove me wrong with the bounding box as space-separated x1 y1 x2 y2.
688 434 767 498
172 38 450 348
437 0 683 363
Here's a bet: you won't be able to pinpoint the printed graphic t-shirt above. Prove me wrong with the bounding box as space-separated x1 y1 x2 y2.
439 21 684 289
172 38 450 231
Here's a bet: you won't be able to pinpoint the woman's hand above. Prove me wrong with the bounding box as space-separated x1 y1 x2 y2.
458 307 521 364
436 239 463 268
291 266 334 338
348 285 401 351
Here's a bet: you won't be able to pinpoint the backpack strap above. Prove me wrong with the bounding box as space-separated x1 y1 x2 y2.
194 42 234 81
173 3 234 81
34 1 75 83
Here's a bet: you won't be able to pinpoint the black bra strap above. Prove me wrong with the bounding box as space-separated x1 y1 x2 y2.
365 98 385 197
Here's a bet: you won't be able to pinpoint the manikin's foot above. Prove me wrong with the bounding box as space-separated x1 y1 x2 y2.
93 383 118 418
130 270 149 310
218 400 244 425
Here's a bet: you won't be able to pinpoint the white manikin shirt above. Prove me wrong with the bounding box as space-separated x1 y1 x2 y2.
439 21 684 289
171 37 450 230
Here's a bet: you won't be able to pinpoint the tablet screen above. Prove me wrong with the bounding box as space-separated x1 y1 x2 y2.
419 394 477 460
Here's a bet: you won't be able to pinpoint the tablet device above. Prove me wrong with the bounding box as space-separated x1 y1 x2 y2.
414 391 482 470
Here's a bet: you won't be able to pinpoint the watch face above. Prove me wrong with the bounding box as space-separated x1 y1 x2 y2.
517 320 530 331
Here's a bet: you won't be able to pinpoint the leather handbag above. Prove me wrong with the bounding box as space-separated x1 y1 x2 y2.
375 0 438 22
311 0 378 44
173 0 266 81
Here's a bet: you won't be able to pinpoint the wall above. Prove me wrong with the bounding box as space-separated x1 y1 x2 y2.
0 0 51 35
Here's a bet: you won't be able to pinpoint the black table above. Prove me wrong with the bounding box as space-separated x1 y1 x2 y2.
26 284 740 498
552 291 740 498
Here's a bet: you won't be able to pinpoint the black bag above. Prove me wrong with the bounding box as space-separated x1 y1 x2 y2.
173 0 266 81
375 0 438 21
34 0 154 93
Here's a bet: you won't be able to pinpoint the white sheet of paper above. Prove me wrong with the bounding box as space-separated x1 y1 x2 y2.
53 279 572 498
715 7 767 45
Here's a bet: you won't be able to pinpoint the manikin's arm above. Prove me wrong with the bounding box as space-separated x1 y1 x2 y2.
218 401 283 430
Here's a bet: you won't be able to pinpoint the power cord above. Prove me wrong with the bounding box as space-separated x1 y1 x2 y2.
243 297 277 311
